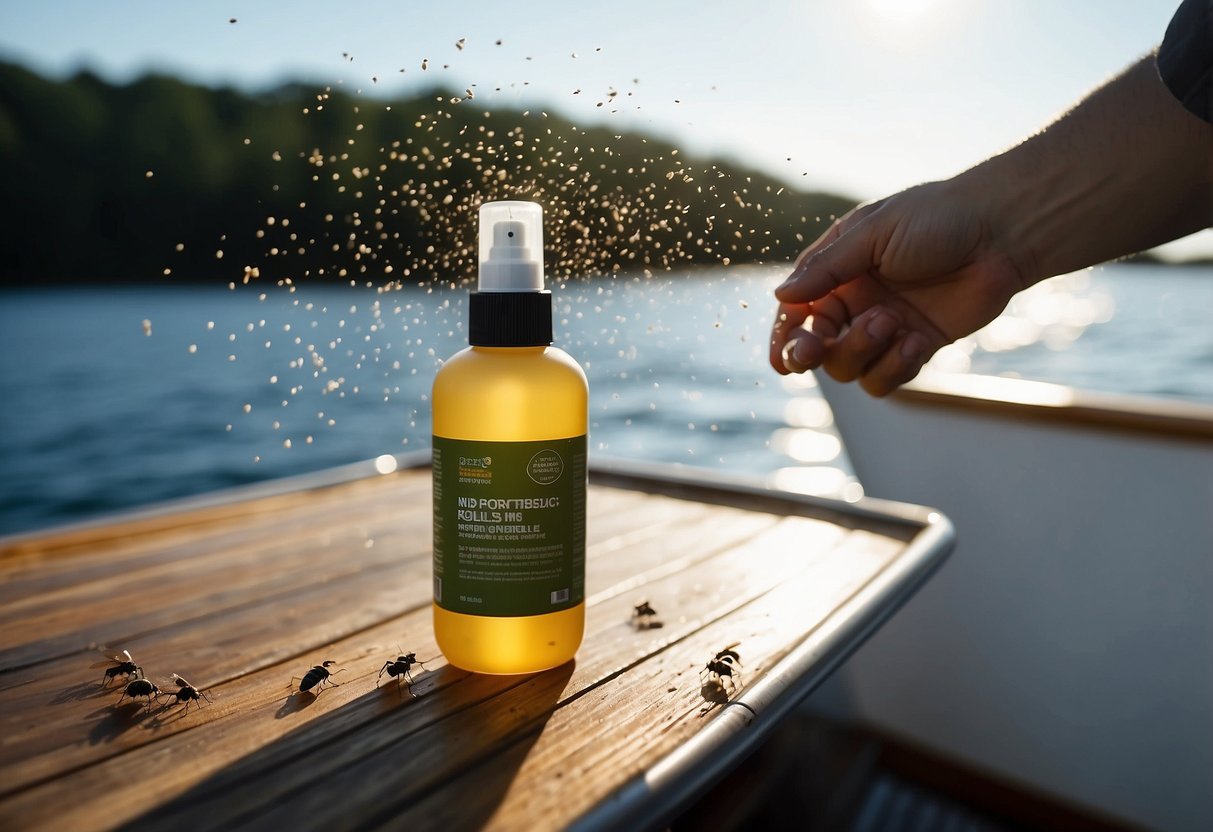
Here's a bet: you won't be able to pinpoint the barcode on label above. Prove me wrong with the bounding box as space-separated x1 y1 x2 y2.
551 588 569 604
434 576 442 603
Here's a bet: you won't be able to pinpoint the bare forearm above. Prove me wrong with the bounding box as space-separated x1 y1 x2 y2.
960 54 1213 284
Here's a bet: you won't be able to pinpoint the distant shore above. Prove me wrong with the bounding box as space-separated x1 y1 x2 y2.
0 61 854 287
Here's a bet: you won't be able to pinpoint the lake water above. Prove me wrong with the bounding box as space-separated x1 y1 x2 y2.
1 262 1209 535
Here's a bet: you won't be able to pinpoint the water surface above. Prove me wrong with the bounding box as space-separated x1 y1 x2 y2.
1 262 1208 535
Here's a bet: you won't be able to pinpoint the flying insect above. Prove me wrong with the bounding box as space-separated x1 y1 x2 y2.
92 649 143 687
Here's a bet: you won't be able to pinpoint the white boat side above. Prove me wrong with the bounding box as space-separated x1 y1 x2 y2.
813 371 1213 832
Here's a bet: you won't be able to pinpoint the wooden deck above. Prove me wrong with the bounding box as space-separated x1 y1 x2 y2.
0 456 952 831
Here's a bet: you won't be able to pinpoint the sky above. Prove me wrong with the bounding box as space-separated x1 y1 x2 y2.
1 0 1208 260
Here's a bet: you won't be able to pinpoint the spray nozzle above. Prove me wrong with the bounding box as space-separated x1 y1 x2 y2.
494 220 525 247
478 201 544 292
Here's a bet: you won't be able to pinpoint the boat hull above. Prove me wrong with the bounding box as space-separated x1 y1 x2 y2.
813 372 1213 832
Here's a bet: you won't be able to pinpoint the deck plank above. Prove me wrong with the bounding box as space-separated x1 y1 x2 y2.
0 477 432 604
0 473 637 603
0 485 811 805
0 516 869 830
0 475 682 671
0 466 945 832
398 532 905 832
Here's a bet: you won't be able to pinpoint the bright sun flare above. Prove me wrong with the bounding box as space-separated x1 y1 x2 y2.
868 0 940 22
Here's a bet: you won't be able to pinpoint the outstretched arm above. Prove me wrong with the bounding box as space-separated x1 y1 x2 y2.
770 53 1213 396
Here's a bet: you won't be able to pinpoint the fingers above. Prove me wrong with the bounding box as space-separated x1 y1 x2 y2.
815 304 934 395
772 292 848 374
769 301 813 374
775 300 936 395
780 331 826 375
791 217 844 271
821 306 904 382
791 198 884 272
769 190 943 394
806 292 848 340
770 203 888 375
856 331 933 397
775 212 882 306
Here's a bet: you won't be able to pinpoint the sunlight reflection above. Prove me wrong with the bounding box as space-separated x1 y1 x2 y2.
771 428 842 464
770 466 862 500
976 316 1041 353
783 397 835 429
926 269 1115 374
779 371 819 391
929 343 972 373
913 371 1076 407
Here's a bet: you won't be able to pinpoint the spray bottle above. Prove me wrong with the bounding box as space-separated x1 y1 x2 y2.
432 200 588 674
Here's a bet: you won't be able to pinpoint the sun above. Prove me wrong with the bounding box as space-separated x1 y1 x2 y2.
868 0 940 22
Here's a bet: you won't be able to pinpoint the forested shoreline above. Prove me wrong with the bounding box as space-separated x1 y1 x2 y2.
0 61 859 286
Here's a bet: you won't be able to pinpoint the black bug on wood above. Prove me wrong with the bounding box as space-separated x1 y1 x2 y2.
293 660 345 695
92 648 143 687
166 674 212 711
378 649 426 696
117 678 162 707
630 600 663 630
702 645 742 691
713 646 742 668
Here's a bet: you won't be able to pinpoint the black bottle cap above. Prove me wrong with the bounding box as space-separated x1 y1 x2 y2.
468 290 553 346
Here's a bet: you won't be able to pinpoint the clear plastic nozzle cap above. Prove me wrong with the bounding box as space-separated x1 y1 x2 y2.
478 200 544 292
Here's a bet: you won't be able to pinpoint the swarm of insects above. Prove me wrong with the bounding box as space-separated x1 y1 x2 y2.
92 649 143 687
165 674 213 711
292 660 345 695
377 649 426 697
630 600 663 630
117 677 163 708
701 645 742 692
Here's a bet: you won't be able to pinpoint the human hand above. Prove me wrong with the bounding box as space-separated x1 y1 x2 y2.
769 180 1029 396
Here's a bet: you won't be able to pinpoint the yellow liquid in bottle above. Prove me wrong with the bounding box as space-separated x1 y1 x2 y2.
432 345 588 674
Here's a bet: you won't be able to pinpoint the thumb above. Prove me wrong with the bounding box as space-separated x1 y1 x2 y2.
775 218 880 304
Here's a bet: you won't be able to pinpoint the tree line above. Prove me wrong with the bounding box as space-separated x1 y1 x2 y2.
0 60 856 286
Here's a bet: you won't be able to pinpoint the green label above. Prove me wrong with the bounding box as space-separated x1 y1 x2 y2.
433 435 586 617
